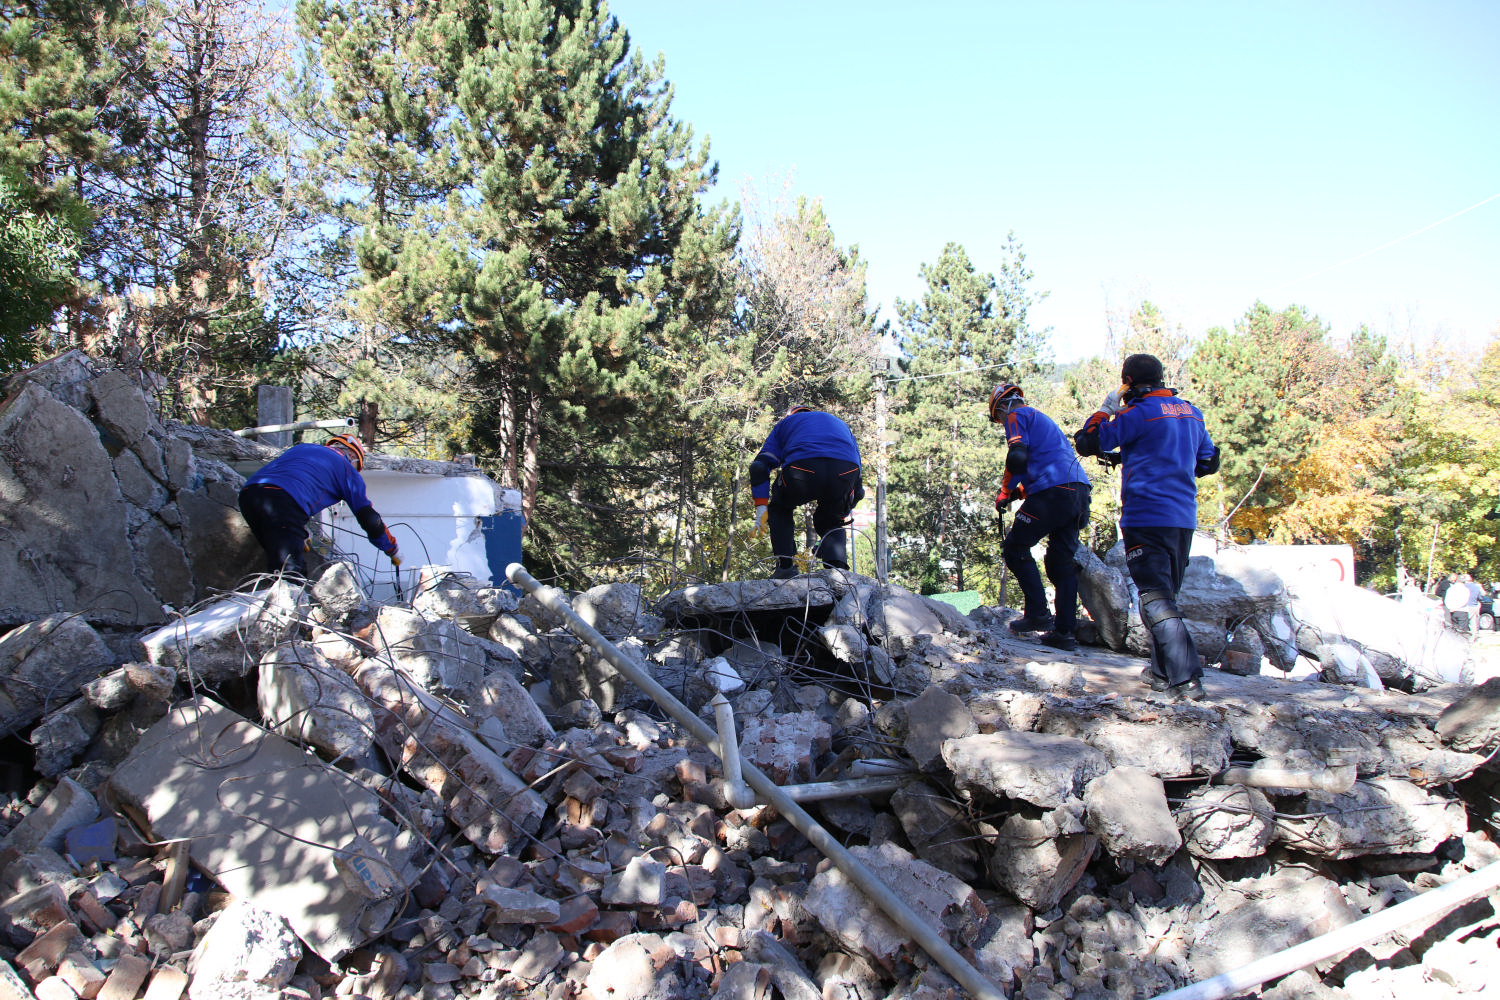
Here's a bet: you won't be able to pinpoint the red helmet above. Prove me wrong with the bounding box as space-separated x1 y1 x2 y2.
326 433 366 470
786 405 814 417
987 383 1024 423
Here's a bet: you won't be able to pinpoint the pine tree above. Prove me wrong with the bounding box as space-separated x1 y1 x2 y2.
288 0 736 581
888 237 1046 596
0 0 155 365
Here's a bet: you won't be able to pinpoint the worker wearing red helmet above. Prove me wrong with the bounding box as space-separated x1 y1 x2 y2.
989 382 1093 651
237 433 398 579
749 406 863 579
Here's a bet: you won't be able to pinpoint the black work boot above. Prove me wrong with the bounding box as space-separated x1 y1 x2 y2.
1040 630 1079 652
1008 613 1055 635
1140 667 1170 692
770 565 799 580
1167 677 1206 702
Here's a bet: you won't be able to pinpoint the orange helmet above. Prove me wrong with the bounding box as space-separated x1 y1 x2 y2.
326 434 366 470
987 383 1024 422
786 405 813 417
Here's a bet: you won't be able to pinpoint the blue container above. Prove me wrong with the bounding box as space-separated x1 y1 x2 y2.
481 510 526 594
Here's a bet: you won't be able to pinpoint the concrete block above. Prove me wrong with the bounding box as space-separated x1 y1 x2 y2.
2 778 98 855
107 698 411 961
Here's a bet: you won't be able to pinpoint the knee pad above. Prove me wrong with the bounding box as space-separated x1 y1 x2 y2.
1139 589 1182 627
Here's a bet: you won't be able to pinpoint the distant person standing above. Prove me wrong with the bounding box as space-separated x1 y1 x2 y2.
988 383 1092 652
1074 354 1219 701
238 434 399 580
749 406 863 579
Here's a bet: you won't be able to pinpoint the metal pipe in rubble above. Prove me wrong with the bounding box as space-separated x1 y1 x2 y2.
780 774 913 803
233 417 356 438
1152 858 1500 1000
710 693 757 810
505 564 1006 1000
1218 765 1356 795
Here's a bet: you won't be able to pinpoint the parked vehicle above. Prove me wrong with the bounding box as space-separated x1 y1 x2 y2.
1479 595 1497 632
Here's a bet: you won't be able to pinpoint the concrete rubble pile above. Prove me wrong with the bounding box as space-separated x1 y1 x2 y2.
1 355 1500 1000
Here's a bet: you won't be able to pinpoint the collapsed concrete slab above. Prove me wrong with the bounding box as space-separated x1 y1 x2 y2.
350 659 546 854
942 731 1110 810
1274 777 1469 859
107 698 415 961
1187 872 1361 981
0 615 113 738
138 583 305 686
802 841 987 971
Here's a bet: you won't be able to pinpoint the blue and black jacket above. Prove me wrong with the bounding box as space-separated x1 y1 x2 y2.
997 405 1090 503
749 411 862 500
244 443 397 554
1074 388 1219 530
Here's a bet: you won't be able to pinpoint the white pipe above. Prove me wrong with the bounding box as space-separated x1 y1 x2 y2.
505 563 1007 1000
1152 859 1500 1000
234 417 355 437
711 693 757 810
1218 765 1355 794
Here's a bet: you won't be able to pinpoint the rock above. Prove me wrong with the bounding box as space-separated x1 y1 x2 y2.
1435 677 1500 753
0 616 113 739
1274 777 1468 859
1188 872 1359 980
802 841 987 970
1176 784 1275 859
138 583 305 686
1083 767 1181 864
942 731 1110 809
903 686 977 773
187 900 303 996
257 641 376 762
987 814 1098 912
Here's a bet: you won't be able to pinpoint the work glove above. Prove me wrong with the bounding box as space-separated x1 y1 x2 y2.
1485 510 1500 521
1098 387 1124 415
995 492 1012 516
751 499 768 538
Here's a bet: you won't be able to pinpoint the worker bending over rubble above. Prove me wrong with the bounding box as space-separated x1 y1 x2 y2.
1074 354 1219 701
238 433 399 580
749 406 864 579
988 382 1092 652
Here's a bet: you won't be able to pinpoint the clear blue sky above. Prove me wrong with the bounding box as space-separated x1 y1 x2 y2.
607 0 1500 363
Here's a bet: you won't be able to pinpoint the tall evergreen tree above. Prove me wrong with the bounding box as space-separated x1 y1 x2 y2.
0 0 155 365
888 237 1046 595
289 0 736 581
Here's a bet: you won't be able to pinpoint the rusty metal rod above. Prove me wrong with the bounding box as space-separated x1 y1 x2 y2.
505 564 1005 1000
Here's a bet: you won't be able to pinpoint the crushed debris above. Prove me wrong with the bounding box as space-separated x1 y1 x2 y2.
1 354 1499 1000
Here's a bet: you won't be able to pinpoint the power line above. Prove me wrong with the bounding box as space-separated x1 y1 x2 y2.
885 355 1041 384
1269 191 1500 295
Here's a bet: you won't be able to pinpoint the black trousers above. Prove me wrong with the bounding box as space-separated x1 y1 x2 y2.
769 458 862 571
239 484 312 579
1123 525 1201 685
1002 482 1090 631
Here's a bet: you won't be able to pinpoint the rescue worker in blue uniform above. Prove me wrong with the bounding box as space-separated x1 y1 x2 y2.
238 433 399 580
1073 354 1220 701
749 407 863 579
989 383 1093 651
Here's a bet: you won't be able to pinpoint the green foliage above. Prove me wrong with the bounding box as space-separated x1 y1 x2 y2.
289 0 738 585
0 173 83 368
887 237 1046 598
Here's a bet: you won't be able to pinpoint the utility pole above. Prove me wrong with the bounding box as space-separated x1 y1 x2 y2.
872 357 895 584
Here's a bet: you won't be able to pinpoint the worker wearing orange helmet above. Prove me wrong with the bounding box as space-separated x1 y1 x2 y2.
749 405 863 579
989 382 1092 651
237 433 398 579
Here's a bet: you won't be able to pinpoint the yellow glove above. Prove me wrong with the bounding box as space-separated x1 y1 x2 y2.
750 501 768 538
